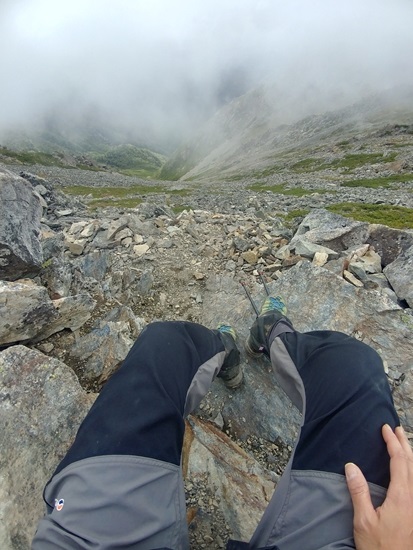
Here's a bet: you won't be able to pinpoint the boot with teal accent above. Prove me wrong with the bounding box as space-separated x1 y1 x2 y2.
214 324 243 389
246 296 293 358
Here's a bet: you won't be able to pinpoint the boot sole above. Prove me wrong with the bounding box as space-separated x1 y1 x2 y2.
245 338 263 358
223 368 244 389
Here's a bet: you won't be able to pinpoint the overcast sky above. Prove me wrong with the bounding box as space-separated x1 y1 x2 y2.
1 0 413 147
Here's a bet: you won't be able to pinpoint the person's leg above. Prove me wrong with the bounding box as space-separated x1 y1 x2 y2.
32 321 240 550
249 327 399 550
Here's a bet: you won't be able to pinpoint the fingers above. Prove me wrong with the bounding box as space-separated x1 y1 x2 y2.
395 426 413 456
382 424 413 496
345 462 376 521
382 423 413 462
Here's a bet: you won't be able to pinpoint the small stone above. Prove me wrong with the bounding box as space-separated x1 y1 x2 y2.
361 248 383 274
312 251 328 267
166 226 180 235
282 254 303 267
263 263 282 272
68 221 88 236
159 239 174 249
34 184 48 196
67 240 85 256
212 412 224 429
133 244 150 257
241 250 259 265
343 270 364 287
36 342 54 353
134 234 144 244
194 272 205 280
274 244 291 260
107 221 128 241
349 262 368 282
137 271 154 295
116 228 133 241
80 222 98 239
56 209 73 217
352 244 370 258
225 260 236 272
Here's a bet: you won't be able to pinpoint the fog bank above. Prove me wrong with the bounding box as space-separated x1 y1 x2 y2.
1 0 412 149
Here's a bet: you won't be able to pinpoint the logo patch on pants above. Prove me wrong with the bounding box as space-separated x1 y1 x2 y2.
54 498 64 511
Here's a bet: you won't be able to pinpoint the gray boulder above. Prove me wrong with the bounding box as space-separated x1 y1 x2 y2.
367 224 413 267
41 231 65 263
290 238 339 260
267 262 410 375
394 370 413 430
73 250 112 281
292 209 369 252
69 306 145 385
0 279 58 345
383 245 413 308
0 169 43 281
41 257 73 299
0 279 95 346
0 345 96 549
32 294 96 342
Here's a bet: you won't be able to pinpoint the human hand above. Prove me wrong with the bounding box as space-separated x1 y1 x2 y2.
345 424 413 550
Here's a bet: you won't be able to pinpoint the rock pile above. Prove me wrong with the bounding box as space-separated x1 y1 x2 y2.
0 166 412 548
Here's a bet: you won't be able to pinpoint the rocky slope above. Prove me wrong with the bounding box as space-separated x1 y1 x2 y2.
1 161 413 548
161 86 413 182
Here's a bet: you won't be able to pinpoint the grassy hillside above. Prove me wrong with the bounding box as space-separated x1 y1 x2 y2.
0 143 166 178
93 144 165 178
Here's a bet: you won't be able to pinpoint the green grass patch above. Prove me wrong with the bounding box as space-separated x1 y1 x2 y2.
75 164 103 172
291 153 398 173
94 144 164 173
0 147 65 167
119 168 160 178
291 158 325 172
341 173 413 188
281 209 311 223
171 205 191 214
330 152 397 170
326 203 413 229
392 142 413 148
88 198 143 209
63 185 192 199
341 179 392 189
248 183 335 196
224 173 249 182
254 165 283 178
0 146 107 172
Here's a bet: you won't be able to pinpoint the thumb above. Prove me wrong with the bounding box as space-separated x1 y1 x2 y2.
345 463 376 519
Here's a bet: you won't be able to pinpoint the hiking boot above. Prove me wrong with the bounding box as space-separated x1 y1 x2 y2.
246 296 293 358
214 324 243 389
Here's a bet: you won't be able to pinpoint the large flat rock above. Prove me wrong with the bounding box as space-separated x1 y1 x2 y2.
202 262 413 441
0 346 96 549
184 416 275 541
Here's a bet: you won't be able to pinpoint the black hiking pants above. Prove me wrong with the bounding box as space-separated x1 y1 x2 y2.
32 321 399 549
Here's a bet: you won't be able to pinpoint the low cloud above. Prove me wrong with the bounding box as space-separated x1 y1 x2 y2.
1 0 412 148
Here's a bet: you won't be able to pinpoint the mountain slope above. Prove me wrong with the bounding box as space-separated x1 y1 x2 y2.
160 86 413 181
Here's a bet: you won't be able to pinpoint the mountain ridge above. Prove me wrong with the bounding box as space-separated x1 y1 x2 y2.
160 85 413 181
